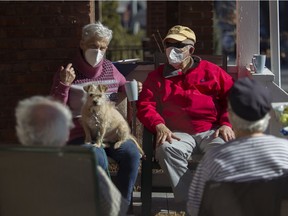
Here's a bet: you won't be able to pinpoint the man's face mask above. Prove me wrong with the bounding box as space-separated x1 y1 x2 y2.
165 45 192 69
84 49 105 67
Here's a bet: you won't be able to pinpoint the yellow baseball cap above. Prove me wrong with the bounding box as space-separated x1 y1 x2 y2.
163 25 196 44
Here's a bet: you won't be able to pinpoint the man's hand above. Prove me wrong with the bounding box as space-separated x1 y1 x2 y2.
59 63 76 86
155 123 181 147
214 125 235 142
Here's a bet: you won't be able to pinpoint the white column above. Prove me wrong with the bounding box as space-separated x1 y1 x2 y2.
236 0 259 78
269 0 281 86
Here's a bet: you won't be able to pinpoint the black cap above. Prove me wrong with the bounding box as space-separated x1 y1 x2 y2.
229 77 272 121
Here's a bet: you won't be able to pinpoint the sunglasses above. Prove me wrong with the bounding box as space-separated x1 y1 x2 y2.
165 42 193 49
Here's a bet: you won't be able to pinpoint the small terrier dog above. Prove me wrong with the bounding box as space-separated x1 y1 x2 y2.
81 84 144 156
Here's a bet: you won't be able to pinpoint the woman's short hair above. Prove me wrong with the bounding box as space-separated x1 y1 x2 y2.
228 103 271 133
81 21 113 44
15 96 74 147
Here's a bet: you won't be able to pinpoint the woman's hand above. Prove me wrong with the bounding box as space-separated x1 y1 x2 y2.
155 123 181 147
137 81 143 93
59 63 76 86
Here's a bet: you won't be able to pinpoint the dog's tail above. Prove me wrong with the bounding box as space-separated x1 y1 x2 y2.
129 135 146 159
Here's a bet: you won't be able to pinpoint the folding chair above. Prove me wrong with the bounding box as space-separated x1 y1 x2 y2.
199 176 288 216
0 145 102 216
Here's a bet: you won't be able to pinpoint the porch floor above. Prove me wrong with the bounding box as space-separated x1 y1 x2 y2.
130 191 186 216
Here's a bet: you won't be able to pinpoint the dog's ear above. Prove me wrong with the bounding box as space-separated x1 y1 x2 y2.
83 85 91 92
83 84 96 92
97 85 108 93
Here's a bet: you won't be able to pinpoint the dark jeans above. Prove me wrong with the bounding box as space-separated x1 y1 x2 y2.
68 138 141 202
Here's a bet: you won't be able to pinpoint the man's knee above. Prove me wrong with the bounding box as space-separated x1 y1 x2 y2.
155 143 182 162
155 143 169 161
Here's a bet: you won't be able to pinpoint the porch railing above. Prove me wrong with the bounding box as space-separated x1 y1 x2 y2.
106 45 156 62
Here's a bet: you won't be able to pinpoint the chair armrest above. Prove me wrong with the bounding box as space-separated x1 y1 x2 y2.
142 127 154 161
141 127 154 213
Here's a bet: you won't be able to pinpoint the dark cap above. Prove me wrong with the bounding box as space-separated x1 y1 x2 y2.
228 77 272 121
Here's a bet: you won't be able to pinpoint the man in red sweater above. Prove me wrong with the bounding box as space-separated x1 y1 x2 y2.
136 25 235 210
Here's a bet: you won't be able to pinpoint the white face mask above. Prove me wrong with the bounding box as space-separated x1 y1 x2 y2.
166 46 191 69
84 49 105 67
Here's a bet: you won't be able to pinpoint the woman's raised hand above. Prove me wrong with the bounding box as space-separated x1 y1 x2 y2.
59 63 76 86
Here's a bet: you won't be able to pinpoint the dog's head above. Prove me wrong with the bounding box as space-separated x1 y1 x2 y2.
83 84 108 106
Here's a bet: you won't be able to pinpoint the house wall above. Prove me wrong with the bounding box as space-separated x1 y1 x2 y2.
146 1 214 54
0 1 216 144
0 1 95 143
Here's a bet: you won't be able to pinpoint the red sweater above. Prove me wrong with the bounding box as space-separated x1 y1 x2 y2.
136 60 234 134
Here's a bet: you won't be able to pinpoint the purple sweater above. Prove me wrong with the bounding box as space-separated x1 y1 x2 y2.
50 49 126 141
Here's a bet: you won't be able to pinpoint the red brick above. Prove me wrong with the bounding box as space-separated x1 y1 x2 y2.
0 1 217 144
147 1 214 51
0 1 95 143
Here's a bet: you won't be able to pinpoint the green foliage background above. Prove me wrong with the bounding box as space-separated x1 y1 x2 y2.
101 1 145 61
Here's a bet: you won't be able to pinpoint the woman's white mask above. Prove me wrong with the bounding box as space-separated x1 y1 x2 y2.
166 46 192 69
84 49 105 67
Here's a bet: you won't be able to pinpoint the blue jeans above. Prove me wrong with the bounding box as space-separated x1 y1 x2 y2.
105 139 141 202
68 138 140 202
81 143 109 172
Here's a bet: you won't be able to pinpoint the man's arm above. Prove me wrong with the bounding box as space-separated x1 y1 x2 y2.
136 72 165 134
97 166 129 216
214 67 235 141
217 67 234 127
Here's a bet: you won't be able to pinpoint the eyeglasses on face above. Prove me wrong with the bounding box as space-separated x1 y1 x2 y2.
165 42 193 49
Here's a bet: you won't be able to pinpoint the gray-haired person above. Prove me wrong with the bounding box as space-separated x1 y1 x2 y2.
50 21 141 207
15 95 129 216
15 95 74 147
187 77 288 216
137 25 235 211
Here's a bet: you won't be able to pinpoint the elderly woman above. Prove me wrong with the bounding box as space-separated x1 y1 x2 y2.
50 21 141 204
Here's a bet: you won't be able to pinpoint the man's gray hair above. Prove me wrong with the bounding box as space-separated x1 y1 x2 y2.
15 96 74 147
81 21 113 43
228 103 270 133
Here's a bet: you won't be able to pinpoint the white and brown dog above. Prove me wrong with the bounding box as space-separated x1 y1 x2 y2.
81 84 144 156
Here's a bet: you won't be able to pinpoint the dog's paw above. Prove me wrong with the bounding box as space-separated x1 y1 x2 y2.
114 141 123 149
102 142 110 148
92 143 102 148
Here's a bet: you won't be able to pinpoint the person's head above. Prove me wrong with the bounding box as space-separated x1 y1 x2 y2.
228 77 272 136
80 21 113 67
163 25 196 70
15 96 74 147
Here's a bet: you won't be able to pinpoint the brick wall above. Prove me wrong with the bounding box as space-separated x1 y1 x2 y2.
0 1 215 144
146 1 214 54
0 1 95 143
